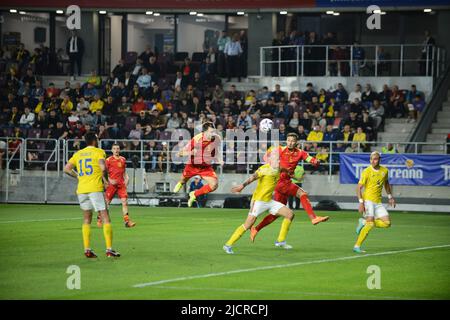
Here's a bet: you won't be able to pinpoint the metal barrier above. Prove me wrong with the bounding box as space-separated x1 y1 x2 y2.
4 138 24 203
2 137 449 203
260 44 447 78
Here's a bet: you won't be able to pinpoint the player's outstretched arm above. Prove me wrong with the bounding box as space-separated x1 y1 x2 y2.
231 172 259 193
356 183 365 214
64 163 78 179
384 180 396 208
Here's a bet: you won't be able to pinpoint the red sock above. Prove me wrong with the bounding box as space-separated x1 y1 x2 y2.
194 185 213 197
255 214 278 232
300 194 317 220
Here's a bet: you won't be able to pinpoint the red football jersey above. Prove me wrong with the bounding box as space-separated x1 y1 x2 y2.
106 156 127 183
267 146 310 179
183 133 219 166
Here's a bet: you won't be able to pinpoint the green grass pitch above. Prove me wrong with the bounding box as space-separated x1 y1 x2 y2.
0 204 449 300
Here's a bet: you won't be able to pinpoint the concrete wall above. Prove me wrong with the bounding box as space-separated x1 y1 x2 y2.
247 13 276 76
2 12 50 47
2 171 449 213
110 15 122 70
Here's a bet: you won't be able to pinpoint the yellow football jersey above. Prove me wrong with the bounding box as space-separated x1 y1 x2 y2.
251 164 280 202
358 165 389 203
68 146 106 194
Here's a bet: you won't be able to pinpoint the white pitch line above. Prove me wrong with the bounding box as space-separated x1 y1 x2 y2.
133 244 450 288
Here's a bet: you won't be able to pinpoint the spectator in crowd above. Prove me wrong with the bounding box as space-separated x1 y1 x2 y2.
296 125 308 140
408 94 426 122
19 107 35 129
268 84 285 103
420 30 435 76
339 124 354 144
256 86 270 101
302 83 318 103
378 84 392 107
345 142 359 153
348 84 362 104
323 124 338 143
217 30 230 77
180 58 194 88
147 56 160 84
136 68 152 89
382 143 397 154
352 126 367 151
89 94 104 113
128 123 143 140
66 30 84 79
307 125 323 143
224 33 243 82
388 85 405 118
361 84 377 107
239 30 248 78
352 41 365 76
112 59 127 80
139 46 155 68
369 100 385 131
60 95 74 115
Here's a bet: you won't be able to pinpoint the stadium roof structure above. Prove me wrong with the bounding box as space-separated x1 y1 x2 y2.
1 0 450 11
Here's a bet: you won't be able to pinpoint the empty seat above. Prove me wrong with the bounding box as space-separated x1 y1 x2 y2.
174 52 189 62
27 128 41 139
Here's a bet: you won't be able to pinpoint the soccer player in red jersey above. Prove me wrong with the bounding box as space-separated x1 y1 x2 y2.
97 143 136 228
250 133 329 241
173 122 222 207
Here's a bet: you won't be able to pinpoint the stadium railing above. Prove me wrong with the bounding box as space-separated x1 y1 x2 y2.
2 137 449 202
259 44 447 78
407 65 450 152
2 138 448 177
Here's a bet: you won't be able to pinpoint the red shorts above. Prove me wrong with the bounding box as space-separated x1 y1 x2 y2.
105 183 128 202
274 178 303 205
182 164 217 180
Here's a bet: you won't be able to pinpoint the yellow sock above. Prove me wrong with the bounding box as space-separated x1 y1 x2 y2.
103 223 113 249
277 218 292 243
225 225 247 246
82 224 91 250
375 219 391 228
355 222 374 247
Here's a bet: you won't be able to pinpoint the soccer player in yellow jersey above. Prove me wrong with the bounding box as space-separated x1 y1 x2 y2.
64 132 120 258
353 151 396 253
223 152 295 254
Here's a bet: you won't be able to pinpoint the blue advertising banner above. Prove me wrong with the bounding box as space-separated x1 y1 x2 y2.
339 153 450 186
316 0 450 7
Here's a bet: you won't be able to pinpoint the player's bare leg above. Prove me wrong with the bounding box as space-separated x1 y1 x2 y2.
274 207 295 249
121 198 136 227
173 176 189 193
296 189 329 225
224 214 256 254
82 210 97 258
188 176 218 207
99 209 120 257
